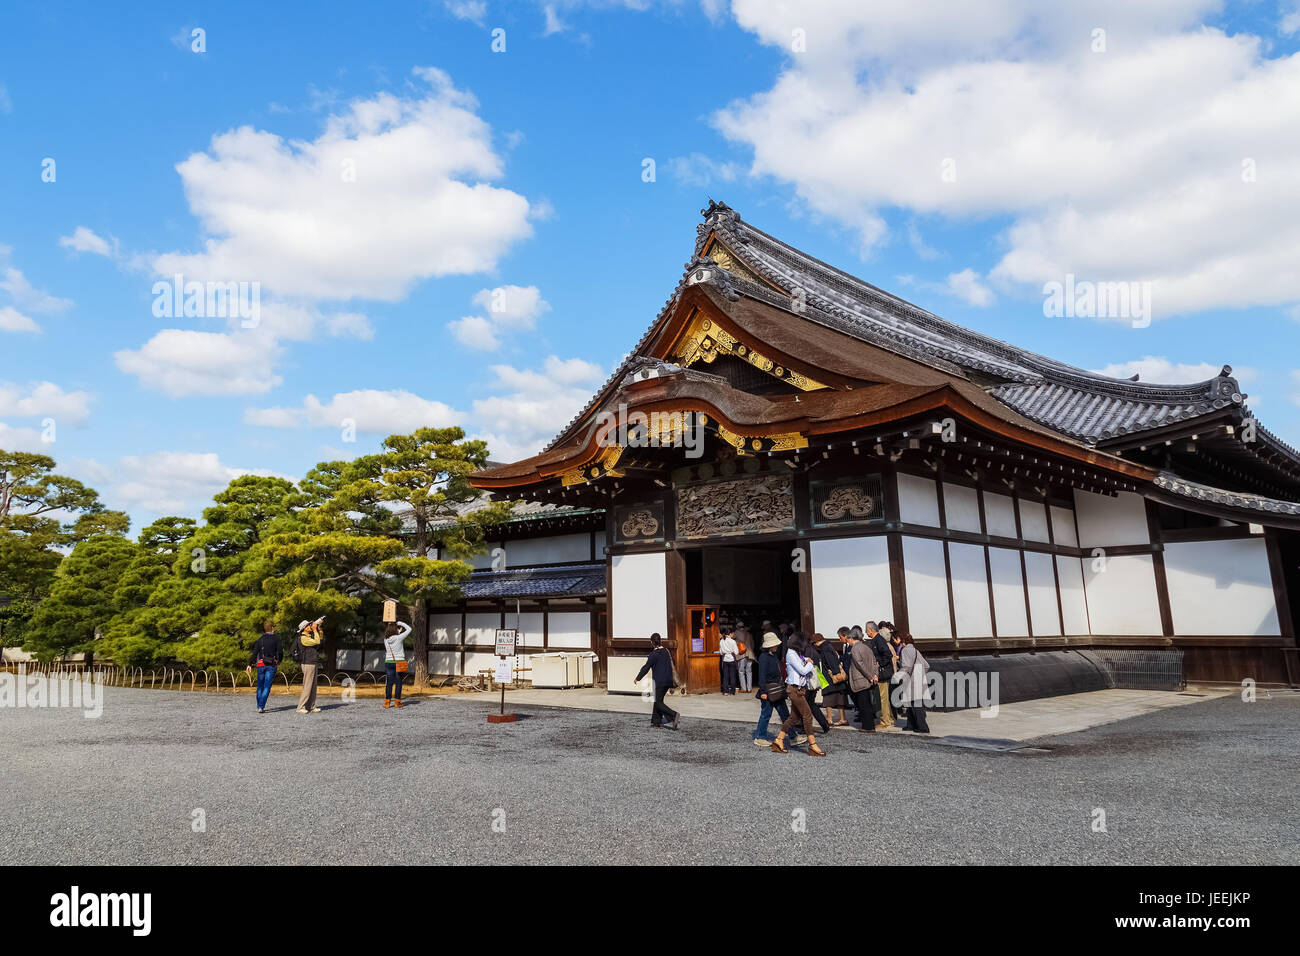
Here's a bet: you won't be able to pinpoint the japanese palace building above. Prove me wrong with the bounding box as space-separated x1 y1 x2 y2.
433 201 1300 695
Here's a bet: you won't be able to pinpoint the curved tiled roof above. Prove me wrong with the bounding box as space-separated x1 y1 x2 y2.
1153 472 1300 517
458 563 606 600
698 201 1251 448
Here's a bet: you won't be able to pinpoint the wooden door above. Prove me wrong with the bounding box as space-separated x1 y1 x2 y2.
684 604 721 694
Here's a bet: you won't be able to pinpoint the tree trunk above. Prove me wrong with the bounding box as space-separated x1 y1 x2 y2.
412 598 429 690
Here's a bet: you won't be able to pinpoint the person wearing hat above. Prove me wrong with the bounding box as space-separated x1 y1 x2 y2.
296 618 324 714
752 631 796 747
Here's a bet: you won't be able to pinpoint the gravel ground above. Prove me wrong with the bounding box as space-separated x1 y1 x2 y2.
1 684 1296 865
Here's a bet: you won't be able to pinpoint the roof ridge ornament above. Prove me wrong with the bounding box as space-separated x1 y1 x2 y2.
684 254 740 301
701 199 739 226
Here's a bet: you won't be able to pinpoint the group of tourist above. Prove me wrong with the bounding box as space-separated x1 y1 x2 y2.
244 617 412 713
753 620 931 756
636 616 933 754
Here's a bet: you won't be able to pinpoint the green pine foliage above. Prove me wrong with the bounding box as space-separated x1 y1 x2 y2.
6 427 505 673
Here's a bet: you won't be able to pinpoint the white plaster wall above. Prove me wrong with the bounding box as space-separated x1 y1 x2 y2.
607 655 652 694
546 610 594 649
515 611 545 649
984 492 1019 539
429 613 462 645
1164 538 1280 636
1081 553 1163 634
897 473 941 528
988 546 1029 636
1018 499 1051 543
949 542 993 637
1024 550 1061 636
1074 490 1150 548
428 650 460 676
1050 505 1078 547
1056 556 1090 634
942 482 982 533
611 552 667 639
810 536 894 635
902 536 951 638
463 651 499 677
465 612 502 646
503 532 592 568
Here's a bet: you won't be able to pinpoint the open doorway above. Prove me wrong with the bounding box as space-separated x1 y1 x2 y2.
680 542 800 694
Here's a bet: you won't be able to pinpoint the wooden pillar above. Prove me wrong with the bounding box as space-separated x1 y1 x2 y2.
665 548 688 677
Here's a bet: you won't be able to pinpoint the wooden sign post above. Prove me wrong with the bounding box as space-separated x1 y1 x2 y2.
488 628 518 724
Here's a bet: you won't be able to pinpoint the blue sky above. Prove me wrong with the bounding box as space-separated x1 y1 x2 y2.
2 0 1299 529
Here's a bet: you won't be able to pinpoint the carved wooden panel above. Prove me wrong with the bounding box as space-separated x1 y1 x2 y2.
810 475 884 527
675 473 795 539
614 502 665 544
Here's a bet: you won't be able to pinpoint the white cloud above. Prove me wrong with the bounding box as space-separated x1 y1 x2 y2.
471 355 606 460
448 314 500 350
325 311 373 340
0 265 72 314
152 66 533 302
449 284 550 351
667 152 742 188
445 0 487 25
945 268 994 307
114 330 282 397
712 2 1300 319
543 5 567 35
58 226 116 258
1091 356 1257 386
245 389 466 435
1283 2 1300 36
0 381 92 426
470 284 549 328
0 306 38 333
0 422 45 451
240 301 373 343
89 451 291 516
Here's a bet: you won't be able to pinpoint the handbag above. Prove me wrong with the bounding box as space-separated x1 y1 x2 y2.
665 647 682 689
758 681 788 704
395 659 409 674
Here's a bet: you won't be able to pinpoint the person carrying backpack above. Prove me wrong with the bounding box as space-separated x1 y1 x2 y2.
245 619 282 714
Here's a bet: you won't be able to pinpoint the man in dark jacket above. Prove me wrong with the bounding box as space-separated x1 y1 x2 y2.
751 631 791 746
867 621 896 729
634 633 679 729
245 620 282 714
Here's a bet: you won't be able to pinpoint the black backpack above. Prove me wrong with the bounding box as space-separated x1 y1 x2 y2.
290 634 303 664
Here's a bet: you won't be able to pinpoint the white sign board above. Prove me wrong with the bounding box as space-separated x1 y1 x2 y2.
494 658 513 684
494 628 517 656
